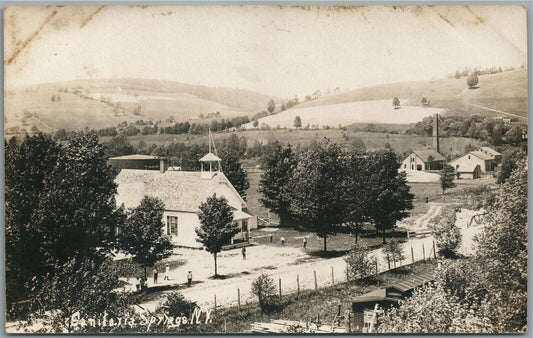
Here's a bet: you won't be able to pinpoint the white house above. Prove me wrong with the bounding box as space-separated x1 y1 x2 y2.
115 153 256 248
449 147 501 173
455 163 482 179
400 150 445 171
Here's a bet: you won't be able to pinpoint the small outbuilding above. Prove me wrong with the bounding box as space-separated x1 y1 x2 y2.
455 163 482 179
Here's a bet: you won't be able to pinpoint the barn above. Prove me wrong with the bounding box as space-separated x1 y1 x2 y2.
449 147 501 173
400 150 445 171
114 152 256 248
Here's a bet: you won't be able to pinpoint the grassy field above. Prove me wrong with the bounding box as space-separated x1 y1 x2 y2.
241 99 444 129
296 69 527 119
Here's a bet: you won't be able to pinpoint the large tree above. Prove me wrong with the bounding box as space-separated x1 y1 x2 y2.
258 142 297 227
5 134 61 305
287 140 347 252
475 159 527 331
196 194 238 276
267 99 275 113
343 152 371 243
440 165 456 193
118 196 174 278
219 149 250 199
365 150 414 244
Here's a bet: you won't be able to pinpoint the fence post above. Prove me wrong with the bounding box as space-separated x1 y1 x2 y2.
375 260 379 276
422 244 426 260
387 254 391 270
214 293 217 319
237 288 241 312
411 246 414 263
314 270 318 291
279 278 282 299
331 266 334 285
297 274 300 297
346 267 349 282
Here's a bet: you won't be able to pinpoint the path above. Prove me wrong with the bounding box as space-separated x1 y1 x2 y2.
467 103 526 120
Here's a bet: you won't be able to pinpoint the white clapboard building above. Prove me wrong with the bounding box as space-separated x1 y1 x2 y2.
114 152 256 248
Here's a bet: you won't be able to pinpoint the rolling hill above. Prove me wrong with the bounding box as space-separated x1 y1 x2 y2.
296 69 528 119
4 78 279 133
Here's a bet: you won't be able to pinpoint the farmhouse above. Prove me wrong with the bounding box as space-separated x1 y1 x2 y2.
400 150 445 171
114 153 256 248
449 147 501 173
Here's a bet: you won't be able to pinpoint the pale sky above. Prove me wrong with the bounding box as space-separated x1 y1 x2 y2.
4 5 527 98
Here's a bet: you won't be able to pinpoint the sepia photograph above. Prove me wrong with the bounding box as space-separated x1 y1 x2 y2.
3 4 528 334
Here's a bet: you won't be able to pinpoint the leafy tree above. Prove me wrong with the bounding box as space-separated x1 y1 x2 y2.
267 99 275 113
293 116 302 129
505 125 523 146
421 97 428 106
343 152 370 242
377 283 494 333
288 140 347 251
433 208 461 258
51 94 55 102
497 148 525 184
467 73 479 88
392 97 400 109
118 196 173 278
344 242 377 283
440 165 456 193
5 134 61 306
280 103 286 111
365 150 414 244
196 194 238 276
253 120 259 128
475 160 527 331
33 132 124 267
103 134 135 158
219 149 250 200
259 142 297 227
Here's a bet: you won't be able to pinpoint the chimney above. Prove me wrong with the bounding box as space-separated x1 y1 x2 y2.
433 113 440 153
160 158 168 173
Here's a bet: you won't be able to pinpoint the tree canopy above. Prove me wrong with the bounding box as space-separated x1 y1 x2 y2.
118 196 174 278
196 194 238 276
219 149 250 200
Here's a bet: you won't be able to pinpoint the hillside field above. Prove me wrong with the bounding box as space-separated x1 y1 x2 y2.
296 69 528 119
242 99 443 129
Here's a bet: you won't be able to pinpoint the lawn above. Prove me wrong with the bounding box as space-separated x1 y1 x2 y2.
111 257 187 279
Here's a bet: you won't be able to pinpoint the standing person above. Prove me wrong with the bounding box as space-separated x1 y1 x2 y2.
280 236 286 245
164 263 170 281
153 267 158 285
242 246 247 260
187 271 193 287
135 277 141 292
303 237 307 249
269 233 273 243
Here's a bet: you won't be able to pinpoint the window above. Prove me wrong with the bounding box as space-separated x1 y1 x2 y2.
167 216 178 236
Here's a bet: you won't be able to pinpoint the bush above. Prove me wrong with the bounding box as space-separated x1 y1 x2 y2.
382 240 405 264
251 274 279 312
159 292 197 318
344 243 377 283
433 208 462 258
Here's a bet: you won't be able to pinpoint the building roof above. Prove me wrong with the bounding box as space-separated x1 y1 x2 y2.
115 169 245 213
455 163 481 173
412 150 445 162
478 147 501 157
233 209 253 221
385 270 435 293
470 150 493 161
109 154 162 160
199 152 222 162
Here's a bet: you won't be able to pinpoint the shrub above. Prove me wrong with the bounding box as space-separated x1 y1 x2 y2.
433 208 462 258
382 240 405 264
159 292 197 318
344 242 377 283
251 274 279 312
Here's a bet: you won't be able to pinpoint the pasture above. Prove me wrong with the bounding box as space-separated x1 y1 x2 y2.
242 99 443 129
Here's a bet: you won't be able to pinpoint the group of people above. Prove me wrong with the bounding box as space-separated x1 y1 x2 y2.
134 263 194 292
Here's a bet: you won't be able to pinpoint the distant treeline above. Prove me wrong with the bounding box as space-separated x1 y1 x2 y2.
53 115 251 140
406 115 525 145
446 64 525 79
